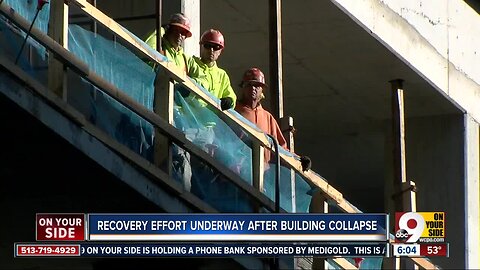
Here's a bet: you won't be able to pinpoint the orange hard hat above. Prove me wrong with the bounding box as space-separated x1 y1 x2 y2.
168 13 192 37
200 29 225 49
241 67 267 88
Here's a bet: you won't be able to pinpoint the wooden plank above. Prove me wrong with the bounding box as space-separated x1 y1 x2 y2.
280 116 296 212
280 116 295 152
390 79 417 269
331 258 357 269
47 0 68 99
410 257 438 269
310 193 328 270
155 0 162 53
402 181 417 212
153 68 174 177
268 0 284 120
390 79 413 212
252 141 265 193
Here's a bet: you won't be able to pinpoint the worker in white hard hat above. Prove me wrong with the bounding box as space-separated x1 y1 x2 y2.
145 13 195 74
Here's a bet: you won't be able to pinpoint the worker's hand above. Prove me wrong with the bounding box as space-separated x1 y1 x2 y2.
300 156 312 172
220 97 234 110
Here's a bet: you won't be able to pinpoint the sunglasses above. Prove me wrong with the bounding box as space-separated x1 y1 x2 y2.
203 43 222 51
244 81 264 88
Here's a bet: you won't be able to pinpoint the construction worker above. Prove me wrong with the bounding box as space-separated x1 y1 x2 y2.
145 13 196 191
232 67 313 213
235 67 311 171
189 29 236 110
145 13 194 73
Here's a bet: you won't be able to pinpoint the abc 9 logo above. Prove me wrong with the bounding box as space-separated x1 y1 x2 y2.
396 212 424 243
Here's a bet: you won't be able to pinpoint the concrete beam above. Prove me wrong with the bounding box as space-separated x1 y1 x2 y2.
464 114 480 269
332 0 480 123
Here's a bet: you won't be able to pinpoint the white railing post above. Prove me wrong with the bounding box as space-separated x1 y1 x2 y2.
48 0 68 99
281 116 296 212
252 141 265 211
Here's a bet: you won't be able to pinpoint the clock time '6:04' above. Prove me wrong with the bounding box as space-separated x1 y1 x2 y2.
393 244 420 256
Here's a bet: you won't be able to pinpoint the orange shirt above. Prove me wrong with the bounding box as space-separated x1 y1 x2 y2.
235 102 288 163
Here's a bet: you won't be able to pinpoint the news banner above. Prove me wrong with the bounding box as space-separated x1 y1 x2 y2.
14 212 448 258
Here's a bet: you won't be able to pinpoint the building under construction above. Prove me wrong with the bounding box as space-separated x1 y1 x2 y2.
0 0 479 269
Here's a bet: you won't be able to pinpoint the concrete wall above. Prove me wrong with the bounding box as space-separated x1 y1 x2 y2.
301 113 468 268
405 114 465 268
296 125 386 213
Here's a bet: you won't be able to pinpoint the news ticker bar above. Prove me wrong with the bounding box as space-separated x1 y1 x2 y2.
392 243 449 257
16 243 450 258
15 243 388 257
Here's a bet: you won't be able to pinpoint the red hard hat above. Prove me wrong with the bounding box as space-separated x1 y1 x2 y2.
168 13 192 37
200 29 225 49
241 67 267 88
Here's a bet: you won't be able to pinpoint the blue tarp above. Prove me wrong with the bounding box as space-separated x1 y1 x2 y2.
66 24 314 214
0 7 384 268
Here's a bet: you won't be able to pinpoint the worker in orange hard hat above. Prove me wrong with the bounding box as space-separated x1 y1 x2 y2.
189 29 236 110
193 67 311 212
145 13 194 73
235 67 311 171
240 67 268 88
185 29 239 204
235 68 282 153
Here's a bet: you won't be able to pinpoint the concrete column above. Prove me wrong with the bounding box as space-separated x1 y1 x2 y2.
181 0 200 56
464 114 480 269
162 0 200 56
